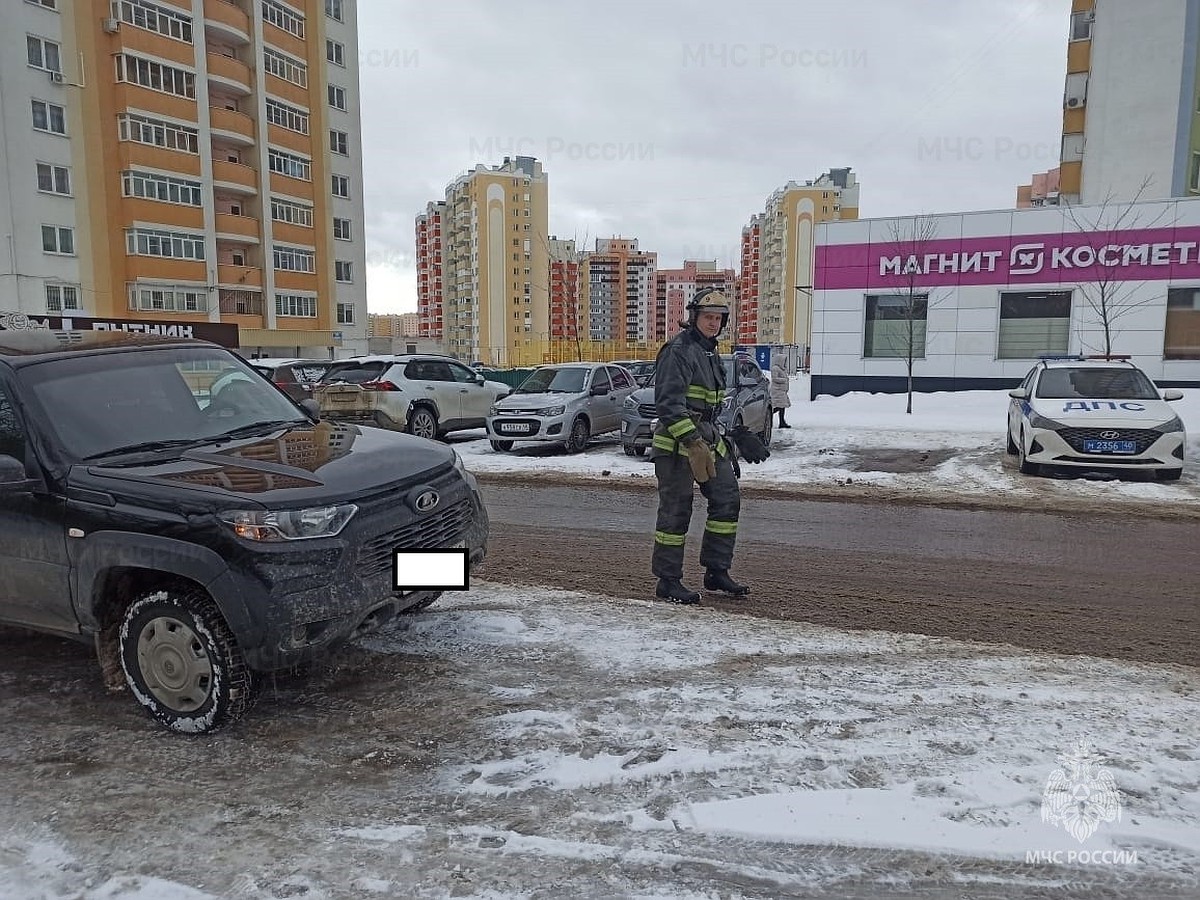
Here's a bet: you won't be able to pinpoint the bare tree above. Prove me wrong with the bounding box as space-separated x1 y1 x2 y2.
1061 177 1172 356
878 215 941 414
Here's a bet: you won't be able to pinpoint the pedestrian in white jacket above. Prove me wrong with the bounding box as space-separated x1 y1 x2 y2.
770 355 791 428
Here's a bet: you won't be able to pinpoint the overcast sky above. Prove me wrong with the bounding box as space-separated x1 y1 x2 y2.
356 0 1069 314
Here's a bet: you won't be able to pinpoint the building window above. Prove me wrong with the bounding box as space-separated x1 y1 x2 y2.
335 260 353 282
1165 287 1200 359
267 147 311 181
121 170 202 206
863 294 927 358
125 227 204 260
31 99 66 134
336 302 354 324
330 129 348 155
115 0 193 43
273 245 316 273
42 225 74 255
265 98 309 135
36 162 70 195
326 39 345 66
261 0 305 38
333 217 352 240
270 197 314 227
276 293 317 317
115 53 195 99
263 47 307 87
997 290 1071 359
45 283 80 312
26 35 61 73
118 112 199 154
331 174 349 198
1070 9 1093 41
328 84 347 111
129 284 206 312
26 0 58 9
1190 152 1200 194
325 0 343 22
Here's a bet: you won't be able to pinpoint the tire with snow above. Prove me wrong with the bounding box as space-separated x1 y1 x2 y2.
407 406 439 441
1006 427 1018 455
119 586 255 734
400 592 443 614
565 417 590 454
1017 429 1039 476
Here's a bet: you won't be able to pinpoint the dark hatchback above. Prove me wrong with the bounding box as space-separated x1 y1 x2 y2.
0 332 488 733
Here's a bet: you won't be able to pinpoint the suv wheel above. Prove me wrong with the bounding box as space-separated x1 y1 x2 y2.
400 592 443 614
758 410 772 446
407 406 439 441
119 587 255 734
566 417 590 454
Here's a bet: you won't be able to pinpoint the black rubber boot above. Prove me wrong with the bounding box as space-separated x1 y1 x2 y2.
777 411 790 428
655 578 701 605
704 569 750 596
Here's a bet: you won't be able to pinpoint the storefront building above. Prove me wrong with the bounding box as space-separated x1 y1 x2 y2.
811 199 1200 397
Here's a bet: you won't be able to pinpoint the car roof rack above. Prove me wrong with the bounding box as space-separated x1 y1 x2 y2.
1037 354 1085 361
1083 354 1132 360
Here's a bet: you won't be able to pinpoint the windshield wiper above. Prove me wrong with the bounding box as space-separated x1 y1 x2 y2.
81 438 203 461
209 419 307 442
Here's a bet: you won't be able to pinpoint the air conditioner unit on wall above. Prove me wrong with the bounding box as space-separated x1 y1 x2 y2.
102 17 120 33
48 71 64 84
1066 96 1082 108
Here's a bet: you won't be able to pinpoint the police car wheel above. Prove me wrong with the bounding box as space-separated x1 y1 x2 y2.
1005 427 1018 455
1017 429 1039 476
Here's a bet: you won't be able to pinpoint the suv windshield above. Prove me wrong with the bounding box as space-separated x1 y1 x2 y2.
18 346 307 461
1035 366 1160 400
515 367 587 394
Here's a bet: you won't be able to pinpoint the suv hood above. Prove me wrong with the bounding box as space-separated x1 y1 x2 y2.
70 420 457 508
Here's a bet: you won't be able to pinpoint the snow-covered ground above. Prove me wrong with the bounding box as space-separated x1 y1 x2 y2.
449 378 1200 508
2 585 1198 898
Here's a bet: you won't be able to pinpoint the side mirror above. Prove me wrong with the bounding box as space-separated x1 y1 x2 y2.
591 385 608 396
474 374 485 385
1163 389 1184 401
1008 387 1029 400
0 454 36 494
300 398 320 418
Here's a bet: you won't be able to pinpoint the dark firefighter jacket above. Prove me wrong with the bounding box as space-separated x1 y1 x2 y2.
651 326 730 458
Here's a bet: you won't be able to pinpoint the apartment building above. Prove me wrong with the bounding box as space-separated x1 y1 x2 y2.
424 156 549 367
653 260 736 342
581 237 656 352
739 167 860 351
1016 167 1062 208
1046 0 1200 205
547 236 582 358
414 200 444 341
736 218 762 346
0 0 368 356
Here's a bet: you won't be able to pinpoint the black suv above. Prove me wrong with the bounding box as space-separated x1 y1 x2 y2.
0 332 488 733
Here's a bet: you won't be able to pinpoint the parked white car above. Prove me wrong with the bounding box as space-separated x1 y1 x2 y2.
1006 357 1186 480
486 362 638 453
314 355 509 439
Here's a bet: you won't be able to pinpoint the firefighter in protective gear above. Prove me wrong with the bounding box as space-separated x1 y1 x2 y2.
650 287 750 604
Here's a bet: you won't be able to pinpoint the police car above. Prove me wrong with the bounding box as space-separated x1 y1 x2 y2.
1006 356 1186 480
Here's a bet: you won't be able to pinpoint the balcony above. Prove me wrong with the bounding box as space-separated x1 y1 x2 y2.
209 107 255 146
204 0 250 44
206 53 252 96
212 159 258 195
219 288 264 316
217 264 262 288
215 212 260 242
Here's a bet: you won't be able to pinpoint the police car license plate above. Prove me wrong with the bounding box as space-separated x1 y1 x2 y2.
1083 439 1137 454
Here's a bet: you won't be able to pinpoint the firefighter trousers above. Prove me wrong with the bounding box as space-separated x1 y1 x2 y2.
651 450 740 581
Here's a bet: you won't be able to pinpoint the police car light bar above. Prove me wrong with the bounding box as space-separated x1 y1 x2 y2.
1037 354 1085 361
1084 354 1132 360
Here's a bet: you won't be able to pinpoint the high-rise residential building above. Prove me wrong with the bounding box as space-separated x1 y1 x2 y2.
581 238 657 352
653 260 737 342
0 0 369 357
1016 167 1062 208
736 220 762 346
367 312 419 337
740 167 860 350
547 236 582 359
1050 0 1200 205
415 200 445 340
422 156 549 367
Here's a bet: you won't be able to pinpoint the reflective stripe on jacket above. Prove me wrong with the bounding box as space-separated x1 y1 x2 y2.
652 327 728 457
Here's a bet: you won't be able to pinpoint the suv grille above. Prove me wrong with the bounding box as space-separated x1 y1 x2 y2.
357 498 473 576
1056 427 1158 454
637 403 656 418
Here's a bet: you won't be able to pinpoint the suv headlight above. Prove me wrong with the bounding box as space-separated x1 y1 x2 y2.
623 396 637 410
218 504 357 541
536 404 565 417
